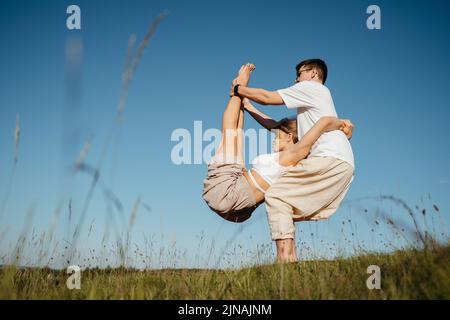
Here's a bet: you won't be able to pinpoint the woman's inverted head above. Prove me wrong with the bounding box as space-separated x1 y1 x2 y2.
272 118 298 152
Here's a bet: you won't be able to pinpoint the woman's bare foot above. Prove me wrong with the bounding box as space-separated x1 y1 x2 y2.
235 63 255 87
229 64 255 96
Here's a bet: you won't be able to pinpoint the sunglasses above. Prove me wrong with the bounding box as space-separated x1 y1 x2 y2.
295 68 313 82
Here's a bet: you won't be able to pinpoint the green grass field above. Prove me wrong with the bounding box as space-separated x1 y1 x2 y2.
1 243 448 300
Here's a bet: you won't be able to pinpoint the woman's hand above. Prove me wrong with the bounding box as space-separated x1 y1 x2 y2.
320 117 354 140
339 119 354 140
242 98 254 111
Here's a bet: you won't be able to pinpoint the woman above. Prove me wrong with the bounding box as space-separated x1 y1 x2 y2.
202 64 353 223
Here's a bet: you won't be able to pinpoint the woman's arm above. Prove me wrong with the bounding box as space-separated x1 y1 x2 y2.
242 98 278 131
278 116 350 167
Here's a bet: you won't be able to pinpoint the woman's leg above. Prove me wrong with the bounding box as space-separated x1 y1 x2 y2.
236 106 245 164
214 64 254 160
214 96 243 159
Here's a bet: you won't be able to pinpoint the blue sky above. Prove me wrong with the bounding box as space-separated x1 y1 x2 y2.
1 0 450 269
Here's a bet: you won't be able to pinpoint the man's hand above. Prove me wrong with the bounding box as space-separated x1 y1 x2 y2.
339 119 354 140
229 78 239 97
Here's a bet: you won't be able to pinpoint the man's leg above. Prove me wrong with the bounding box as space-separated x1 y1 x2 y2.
265 156 354 263
265 185 297 262
276 239 297 262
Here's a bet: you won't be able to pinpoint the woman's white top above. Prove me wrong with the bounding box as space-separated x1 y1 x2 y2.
248 153 288 193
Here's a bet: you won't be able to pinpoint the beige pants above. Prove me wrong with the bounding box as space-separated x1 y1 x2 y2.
202 161 258 223
265 156 354 240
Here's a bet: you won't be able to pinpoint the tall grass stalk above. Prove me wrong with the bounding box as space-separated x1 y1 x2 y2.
68 12 168 264
0 114 21 220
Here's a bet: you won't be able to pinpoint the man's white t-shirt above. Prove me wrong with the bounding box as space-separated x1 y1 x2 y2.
277 81 355 168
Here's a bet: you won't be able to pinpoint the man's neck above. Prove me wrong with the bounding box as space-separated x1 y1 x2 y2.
310 78 323 84
300 79 323 85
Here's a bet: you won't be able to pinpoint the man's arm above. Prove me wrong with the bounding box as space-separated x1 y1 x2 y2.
232 85 285 106
242 99 278 130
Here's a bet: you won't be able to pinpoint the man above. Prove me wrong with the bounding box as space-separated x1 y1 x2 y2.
231 59 355 262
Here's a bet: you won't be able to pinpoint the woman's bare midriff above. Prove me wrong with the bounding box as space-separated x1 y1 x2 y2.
243 169 270 204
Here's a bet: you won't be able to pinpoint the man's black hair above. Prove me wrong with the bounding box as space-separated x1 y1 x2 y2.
296 59 328 84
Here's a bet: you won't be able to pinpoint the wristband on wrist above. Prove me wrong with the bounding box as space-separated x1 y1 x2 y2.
233 84 241 97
